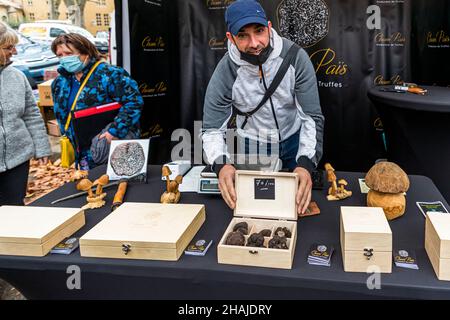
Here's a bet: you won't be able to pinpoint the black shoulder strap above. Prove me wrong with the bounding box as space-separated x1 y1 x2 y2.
234 44 299 129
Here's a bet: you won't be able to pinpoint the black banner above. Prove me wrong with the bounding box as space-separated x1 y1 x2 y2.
116 0 449 170
411 0 450 86
127 1 180 136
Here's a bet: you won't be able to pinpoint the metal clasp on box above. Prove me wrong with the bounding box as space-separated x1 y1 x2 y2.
122 244 132 255
364 248 374 260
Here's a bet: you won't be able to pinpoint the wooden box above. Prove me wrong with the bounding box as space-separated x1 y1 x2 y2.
80 203 205 261
0 206 85 257
37 79 54 107
217 170 298 269
425 212 450 281
47 119 61 137
340 206 392 273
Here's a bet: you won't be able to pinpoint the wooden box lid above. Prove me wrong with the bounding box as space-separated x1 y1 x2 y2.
341 206 392 252
426 212 450 259
0 206 84 245
234 170 298 221
80 203 205 249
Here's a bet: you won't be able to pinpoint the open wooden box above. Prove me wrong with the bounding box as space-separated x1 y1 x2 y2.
0 206 85 257
340 206 392 273
425 212 450 281
217 170 298 269
80 203 205 261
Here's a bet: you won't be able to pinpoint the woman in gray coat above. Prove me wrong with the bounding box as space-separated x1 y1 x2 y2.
0 22 51 205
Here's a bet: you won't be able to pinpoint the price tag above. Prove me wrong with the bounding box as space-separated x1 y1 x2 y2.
254 178 275 200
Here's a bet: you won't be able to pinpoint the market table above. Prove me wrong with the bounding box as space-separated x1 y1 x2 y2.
0 165 449 299
368 85 450 203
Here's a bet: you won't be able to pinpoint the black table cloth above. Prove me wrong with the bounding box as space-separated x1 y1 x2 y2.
368 86 450 203
0 165 449 299
369 86 450 113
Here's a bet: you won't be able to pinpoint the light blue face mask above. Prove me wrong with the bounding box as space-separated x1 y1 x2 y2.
59 55 86 73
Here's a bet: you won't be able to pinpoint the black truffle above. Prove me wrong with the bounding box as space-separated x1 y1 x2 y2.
235 227 248 235
268 235 289 250
225 231 245 246
246 233 265 247
274 227 292 238
233 222 248 235
258 229 272 237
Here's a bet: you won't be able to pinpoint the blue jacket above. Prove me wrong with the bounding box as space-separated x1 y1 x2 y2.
52 58 143 167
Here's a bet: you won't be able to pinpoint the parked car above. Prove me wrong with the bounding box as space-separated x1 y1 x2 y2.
18 21 109 53
96 31 109 41
11 32 59 86
13 64 37 89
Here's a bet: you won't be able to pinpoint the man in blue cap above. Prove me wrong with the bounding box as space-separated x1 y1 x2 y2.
202 0 324 215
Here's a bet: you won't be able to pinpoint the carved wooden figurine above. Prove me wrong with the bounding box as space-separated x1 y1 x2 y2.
365 161 410 220
160 166 183 204
325 163 352 201
77 174 109 210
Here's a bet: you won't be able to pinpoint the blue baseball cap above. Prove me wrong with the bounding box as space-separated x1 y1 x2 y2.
225 0 268 36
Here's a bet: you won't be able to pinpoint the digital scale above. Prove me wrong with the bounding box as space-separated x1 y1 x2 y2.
179 157 283 195
198 166 220 194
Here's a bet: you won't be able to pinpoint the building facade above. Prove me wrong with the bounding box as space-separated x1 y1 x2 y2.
0 0 24 27
21 0 114 36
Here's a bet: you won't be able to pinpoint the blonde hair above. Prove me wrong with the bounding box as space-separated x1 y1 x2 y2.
0 22 19 49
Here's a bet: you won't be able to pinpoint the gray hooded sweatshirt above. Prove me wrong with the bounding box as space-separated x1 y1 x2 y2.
202 29 324 172
0 64 51 172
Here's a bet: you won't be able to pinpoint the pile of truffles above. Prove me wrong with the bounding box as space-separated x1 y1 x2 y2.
225 222 248 246
365 161 410 220
225 222 291 250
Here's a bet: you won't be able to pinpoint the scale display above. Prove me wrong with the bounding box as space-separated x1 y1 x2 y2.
198 178 220 194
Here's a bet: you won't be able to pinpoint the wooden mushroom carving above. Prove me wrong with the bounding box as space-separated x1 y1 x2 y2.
365 161 410 220
160 166 183 204
77 179 93 197
325 163 352 201
325 163 337 195
77 175 109 210
93 174 109 195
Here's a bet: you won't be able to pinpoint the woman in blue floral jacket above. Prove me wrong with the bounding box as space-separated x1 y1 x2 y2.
51 33 143 170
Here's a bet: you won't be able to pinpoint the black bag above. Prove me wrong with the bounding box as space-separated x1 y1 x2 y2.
90 124 140 165
71 102 122 150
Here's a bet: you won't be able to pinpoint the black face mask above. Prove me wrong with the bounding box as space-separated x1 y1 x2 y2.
239 43 273 66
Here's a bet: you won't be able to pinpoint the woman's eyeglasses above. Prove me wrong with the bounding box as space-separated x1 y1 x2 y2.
0 45 16 52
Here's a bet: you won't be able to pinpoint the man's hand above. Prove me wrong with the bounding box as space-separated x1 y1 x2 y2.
99 131 118 144
218 164 237 209
293 167 312 215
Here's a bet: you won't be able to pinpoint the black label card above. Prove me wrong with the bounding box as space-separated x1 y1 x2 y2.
254 178 275 200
